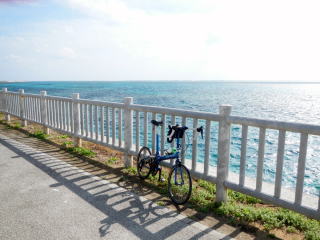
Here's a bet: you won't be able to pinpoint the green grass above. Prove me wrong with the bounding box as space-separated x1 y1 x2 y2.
58 135 69 139
66 146 96 157
122 166 320 240
286 226 298 233
156 200 166 206
212 203 320 239
30 130 48 140
198 179 216 194
228 189 262 204
122 166 137 175
197 179 261 204
104 156 119 165
5 122 22 130
62 141 73 147
61 141 96 158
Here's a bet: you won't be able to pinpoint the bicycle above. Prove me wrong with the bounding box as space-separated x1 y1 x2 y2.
137 119 203 205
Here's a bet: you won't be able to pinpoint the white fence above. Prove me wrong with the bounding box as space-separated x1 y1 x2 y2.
0 88 319 220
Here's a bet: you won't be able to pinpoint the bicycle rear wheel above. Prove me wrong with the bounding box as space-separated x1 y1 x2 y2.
168 164 192 205
137 147 152 179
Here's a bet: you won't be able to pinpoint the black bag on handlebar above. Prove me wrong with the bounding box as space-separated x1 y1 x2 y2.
167 125 188 143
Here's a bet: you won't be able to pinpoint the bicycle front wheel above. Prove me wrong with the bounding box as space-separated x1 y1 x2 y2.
168 164 192 205
137 147 152 179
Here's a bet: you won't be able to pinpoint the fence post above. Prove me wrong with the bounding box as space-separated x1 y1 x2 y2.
124 97 133 167
0 89 3 115
19 89 27 126
40 91 50 135
72 93 82 147
2 88 10 122
216 105 232 203
0 89 2 112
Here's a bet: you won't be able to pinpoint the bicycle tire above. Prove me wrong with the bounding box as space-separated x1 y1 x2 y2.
137 147 152 179
168 164 192 205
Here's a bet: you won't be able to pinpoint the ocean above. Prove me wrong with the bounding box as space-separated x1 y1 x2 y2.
1 81 319 195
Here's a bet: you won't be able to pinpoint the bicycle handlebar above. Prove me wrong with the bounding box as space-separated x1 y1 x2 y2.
196 126 204 139
151 119 204 141
170 124 204 139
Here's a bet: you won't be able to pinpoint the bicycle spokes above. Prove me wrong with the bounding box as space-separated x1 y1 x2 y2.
174 166 185 185
137 147 152 179
168 164 192 205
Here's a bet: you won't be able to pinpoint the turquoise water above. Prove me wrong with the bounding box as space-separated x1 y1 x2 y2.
1 81 320 195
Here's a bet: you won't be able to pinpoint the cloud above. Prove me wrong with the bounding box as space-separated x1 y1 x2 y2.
1 0 320 81
66 0 215 15
59 47 76 58
5 54 23 62
60 0 320 81
65 0 143 23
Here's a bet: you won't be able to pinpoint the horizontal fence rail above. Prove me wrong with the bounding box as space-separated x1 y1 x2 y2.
0 88 319 220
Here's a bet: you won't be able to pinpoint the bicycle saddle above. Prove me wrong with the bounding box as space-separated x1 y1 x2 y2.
151 120 163 126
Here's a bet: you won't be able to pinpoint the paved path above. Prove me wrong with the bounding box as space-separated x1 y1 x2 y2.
0 133 233 240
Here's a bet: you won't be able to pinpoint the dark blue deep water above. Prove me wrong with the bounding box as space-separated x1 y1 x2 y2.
1 81 320 195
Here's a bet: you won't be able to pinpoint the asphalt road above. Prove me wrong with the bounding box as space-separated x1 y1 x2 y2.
0 133 232 240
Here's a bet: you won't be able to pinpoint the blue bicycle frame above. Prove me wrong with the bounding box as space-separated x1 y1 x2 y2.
152 127 184 184
154 132 179 162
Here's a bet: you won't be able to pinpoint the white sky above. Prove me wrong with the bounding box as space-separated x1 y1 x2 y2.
1 0 320 81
